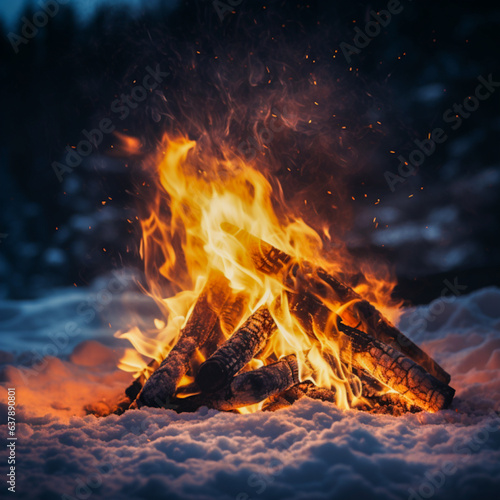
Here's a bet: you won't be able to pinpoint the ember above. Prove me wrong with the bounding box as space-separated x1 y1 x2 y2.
106 135 454 416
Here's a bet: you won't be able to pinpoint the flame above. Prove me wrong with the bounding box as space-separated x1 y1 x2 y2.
117 134 401 411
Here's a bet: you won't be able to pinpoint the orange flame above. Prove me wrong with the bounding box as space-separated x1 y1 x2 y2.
116 134 401 411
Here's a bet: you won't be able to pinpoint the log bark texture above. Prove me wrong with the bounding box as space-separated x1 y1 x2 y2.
135 270 231 408
214 354 299 411
196 306 277 392
356 392 422 415
344 323 454 412
262 385 306 411
221 223 450 385
289 292 454 412
167 355 299 412
112 292 248 414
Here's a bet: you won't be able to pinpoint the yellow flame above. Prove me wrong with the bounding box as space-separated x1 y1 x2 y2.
117 134 401 411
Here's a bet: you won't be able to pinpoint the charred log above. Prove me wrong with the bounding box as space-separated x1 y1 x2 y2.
209 354 299 411
262 384 306 411
111 292 248 415
201 292 250 359
355 392 422 415
221 223 450 385
289 292 454 412
163 355 299 412
196 306 277 392
134 270 231 408
344 323 455 412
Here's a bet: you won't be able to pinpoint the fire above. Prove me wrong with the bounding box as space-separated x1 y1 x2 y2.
116 134 401 411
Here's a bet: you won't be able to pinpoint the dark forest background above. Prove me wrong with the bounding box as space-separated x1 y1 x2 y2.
0 0 499 301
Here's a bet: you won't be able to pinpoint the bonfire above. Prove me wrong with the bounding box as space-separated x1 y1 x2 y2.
97 135 454 417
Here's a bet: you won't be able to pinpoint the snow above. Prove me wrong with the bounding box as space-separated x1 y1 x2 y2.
1 284 500 500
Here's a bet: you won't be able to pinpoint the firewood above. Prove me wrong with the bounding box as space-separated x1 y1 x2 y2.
134 270 231 408
221 223 450 385
345 324 455 412
207 354 300 411
262 397 293 412
357 370 390 398
163 355 299 412
301 384 337 403
111 292 248 415
200 292 250 359
262 385 306 411
196 306 277 392
99 359 160 416
355 392 422 415
289 291 455 412
262 381 338 411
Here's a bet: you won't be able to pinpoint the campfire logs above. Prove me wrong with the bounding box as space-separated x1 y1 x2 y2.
195 306 278 392
108 227 455 417
134 269 231 408
187 354 299 411
221 223 451 385
288 292 454 412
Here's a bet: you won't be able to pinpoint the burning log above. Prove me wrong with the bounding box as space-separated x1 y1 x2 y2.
220 293 251 336
166 355 299 412
196 306 278 392
357 370 389 398
200 292 250 359
344 324 455 412
111 291 248 415
289 292 455 412
134 270 231 408
301 383 337 404
212 354 299 411
262 385 306 411
332 286 451 385
262 381 338 412
221 223 450 385
355 392 421 415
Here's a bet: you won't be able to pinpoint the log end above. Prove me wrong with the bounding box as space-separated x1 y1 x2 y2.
125 379 144 402
135 371 177 408
262 398 293 412
430 383 455 412
195 359 228 393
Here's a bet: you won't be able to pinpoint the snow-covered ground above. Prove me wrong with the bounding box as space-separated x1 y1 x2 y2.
1 281 499 500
